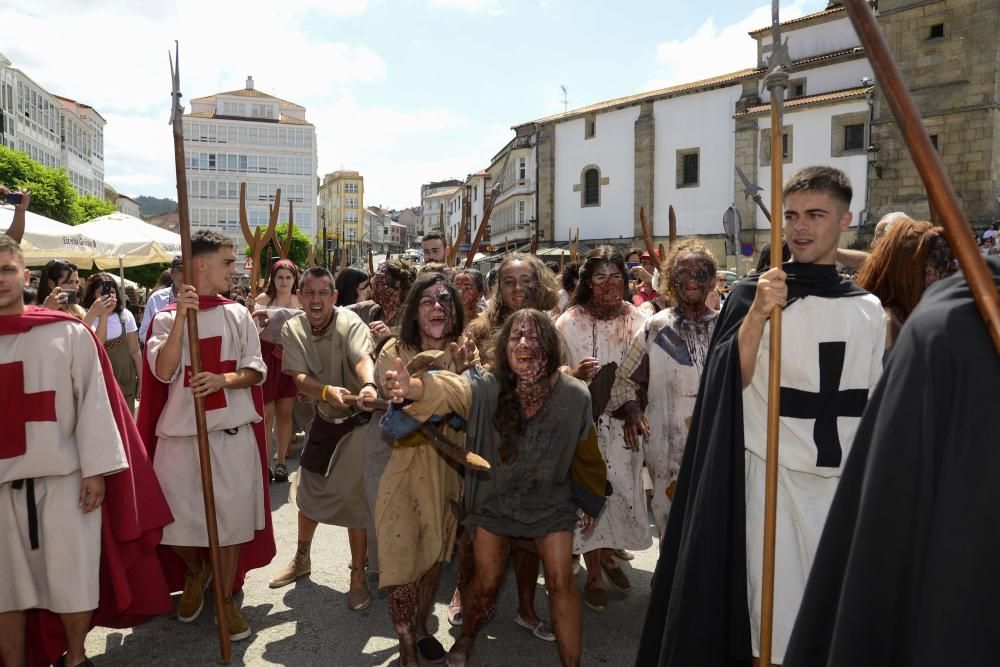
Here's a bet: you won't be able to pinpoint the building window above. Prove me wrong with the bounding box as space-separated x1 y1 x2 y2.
788 79 806 98
830 112 868 157
844 124 865 151
928 23 944 39
584 113 596 140
518 157 526 180
583 168 599 205
676 148 700 188
930 134 939 150
760 126 794 165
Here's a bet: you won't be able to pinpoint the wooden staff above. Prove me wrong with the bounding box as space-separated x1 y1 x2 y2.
439 203 446 238
446 198 467 266
530 232 538 255
758 3 791 663
465 192 499 268
275 200 295 260
239 183 280 300
168 43 231 663
367 248 374 275
668 204 677 246
638 206 658 260
841 0 1000 354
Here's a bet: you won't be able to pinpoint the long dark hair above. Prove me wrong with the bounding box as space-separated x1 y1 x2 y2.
397 273 465 350
335 267 370 306
265 259 300 302
82 273 124 314
37 259 77 305
571 245 627 307
490 309 563 465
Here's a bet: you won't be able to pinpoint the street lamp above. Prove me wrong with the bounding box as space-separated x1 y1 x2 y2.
321 210 328 268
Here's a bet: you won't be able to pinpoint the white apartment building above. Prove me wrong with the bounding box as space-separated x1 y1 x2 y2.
115 194 140 218
420 179 463 237
56 95 106 199
486 135 535 247
183 76 317 251
0 53 105 199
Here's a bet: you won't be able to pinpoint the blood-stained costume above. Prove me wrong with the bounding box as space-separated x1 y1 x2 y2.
1 307 173 666
609 306 717 534
556 303 651 555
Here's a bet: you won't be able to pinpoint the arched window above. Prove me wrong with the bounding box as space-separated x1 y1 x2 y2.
583 167 600 206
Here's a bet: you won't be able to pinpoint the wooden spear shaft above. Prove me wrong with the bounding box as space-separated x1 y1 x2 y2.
169 43 231 663
842 0 1000 356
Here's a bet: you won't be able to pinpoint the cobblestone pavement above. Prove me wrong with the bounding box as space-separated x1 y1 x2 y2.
86 456 659 666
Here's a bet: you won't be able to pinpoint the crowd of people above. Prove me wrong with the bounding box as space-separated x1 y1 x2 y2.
1 164 997 667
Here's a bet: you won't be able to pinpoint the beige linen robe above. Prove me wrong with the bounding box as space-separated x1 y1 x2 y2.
0 319 128 613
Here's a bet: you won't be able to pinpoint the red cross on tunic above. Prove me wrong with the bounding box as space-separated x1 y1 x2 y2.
184 336 237 411
0 361 57 459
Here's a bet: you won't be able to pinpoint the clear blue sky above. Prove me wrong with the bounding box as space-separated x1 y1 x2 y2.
2 0 826 208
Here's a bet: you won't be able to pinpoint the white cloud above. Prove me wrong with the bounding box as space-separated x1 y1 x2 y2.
644 1 818 91
1 0 498 208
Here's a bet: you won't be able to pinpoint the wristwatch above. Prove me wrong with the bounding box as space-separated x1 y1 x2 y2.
361 381 378 393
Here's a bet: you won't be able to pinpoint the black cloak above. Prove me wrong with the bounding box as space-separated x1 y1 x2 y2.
634 262 867 667
784 257 1000 667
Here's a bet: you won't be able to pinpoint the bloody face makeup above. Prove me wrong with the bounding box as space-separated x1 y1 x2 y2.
499 261 539 311
371 264 401 321
507 314 550 414
507 314 546 381
587 260 625 319
416 282 455 344
671 253 716 308
453 272 481 316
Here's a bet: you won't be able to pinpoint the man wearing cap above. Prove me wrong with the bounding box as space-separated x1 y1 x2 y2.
139 256 184 341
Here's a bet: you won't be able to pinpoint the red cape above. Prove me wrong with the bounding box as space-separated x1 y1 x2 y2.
0 307 174 667
135 296 275 593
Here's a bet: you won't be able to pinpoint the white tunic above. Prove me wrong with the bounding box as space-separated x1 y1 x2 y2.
147 303 267 547
0 319 128 613
556 303 652 554
743 293 885 663
609 307 717 535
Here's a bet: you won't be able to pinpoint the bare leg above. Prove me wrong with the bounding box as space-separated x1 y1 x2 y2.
275 397 295 466
220 545 241 598
59 610 92 666
348 527 367 569
536 531 581 667
513 544 541 625
387 583 419 665
456 528 509 653
0 611 26 667
263 401 276 465
417 562 443 636
298 511 319 544
582 548 604 591
171 545 203 574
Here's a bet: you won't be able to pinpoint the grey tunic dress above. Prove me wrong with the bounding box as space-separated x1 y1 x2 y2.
463 368 596 539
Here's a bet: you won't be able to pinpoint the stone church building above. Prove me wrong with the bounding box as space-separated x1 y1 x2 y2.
507 0 998 268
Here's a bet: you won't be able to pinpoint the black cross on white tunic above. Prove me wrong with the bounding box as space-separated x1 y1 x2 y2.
779 341 869 468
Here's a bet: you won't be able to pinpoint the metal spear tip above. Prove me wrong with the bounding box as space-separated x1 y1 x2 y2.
736 165 763 199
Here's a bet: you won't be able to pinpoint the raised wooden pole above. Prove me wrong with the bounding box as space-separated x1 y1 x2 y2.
842 0 1000 355
758 4 791 662
169 43 231 664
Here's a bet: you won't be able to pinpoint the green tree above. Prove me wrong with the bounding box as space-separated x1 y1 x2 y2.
243 223 311 275
0 145 76 223
71 194 117 224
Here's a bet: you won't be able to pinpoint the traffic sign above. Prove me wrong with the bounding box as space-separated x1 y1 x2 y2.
460 243 472 252
244 257 254 270
741 242 755 257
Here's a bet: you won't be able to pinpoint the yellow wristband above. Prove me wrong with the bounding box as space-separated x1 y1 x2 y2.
321 385 330 401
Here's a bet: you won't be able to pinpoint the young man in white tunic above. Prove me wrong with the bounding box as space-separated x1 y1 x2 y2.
146 230 267 642
739 167 886 664
609 240 720 537
0 234 128 667
555 246 650 612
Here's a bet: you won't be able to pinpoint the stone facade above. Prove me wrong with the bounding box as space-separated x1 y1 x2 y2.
633 102 655 239
535 122 556 243
869 0 1000 227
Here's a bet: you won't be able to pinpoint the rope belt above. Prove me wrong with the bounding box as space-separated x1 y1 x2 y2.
11 479 39 550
